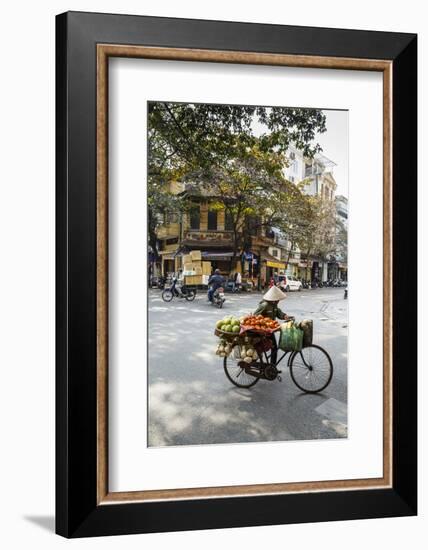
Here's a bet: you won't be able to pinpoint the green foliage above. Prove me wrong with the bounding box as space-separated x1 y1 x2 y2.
147 101 334 263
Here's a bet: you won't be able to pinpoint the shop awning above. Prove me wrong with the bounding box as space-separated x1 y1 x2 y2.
202 251 234 261
261 252 286 270
266 260 286 269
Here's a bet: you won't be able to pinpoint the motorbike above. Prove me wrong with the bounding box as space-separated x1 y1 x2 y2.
161 277 196 302
225 280 241 293
150 275 166 289
157 276 166 290
211 286 226 308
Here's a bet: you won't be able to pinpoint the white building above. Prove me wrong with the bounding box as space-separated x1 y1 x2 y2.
278 145 338 281
335 194 348 228
284 145 337 198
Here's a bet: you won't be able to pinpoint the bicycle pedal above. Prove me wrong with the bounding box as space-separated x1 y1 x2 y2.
277 375 282 382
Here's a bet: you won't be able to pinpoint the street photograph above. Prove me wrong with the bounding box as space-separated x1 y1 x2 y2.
147 101 348 446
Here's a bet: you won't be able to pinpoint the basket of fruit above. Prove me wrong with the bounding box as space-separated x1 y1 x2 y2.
214 316 242 339
240 315 280 335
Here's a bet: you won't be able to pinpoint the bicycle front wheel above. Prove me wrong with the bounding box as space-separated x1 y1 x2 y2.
289 344 333 394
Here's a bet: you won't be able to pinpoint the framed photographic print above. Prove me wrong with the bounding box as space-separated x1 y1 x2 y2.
56 11 417 538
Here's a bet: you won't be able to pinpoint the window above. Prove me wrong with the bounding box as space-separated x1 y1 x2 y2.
208 209 218 230
225 210 234 231
247 216 259 236
272 249 278 257
290 151 296 160
165 212 178 224
189 206 200 230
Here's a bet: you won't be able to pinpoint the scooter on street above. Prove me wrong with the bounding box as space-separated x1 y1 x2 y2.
211 287 226 308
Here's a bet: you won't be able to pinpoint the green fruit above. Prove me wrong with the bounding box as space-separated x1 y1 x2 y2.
225 324 233 332
216 320 224 329
221 324 228 332
232 319 240 327
232 325 240 333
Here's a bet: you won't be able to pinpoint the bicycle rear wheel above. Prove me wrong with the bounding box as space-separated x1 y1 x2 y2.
223 345 260 388
289 344 333 394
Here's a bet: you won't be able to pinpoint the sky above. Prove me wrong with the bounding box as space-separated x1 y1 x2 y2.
251 107 349 198
315 109 349 198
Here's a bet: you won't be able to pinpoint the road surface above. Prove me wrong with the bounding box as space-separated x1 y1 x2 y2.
148 287 348 447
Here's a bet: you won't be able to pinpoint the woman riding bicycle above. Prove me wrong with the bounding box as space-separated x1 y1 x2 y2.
253 285 293 364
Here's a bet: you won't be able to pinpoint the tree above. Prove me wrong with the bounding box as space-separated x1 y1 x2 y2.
335 218 348 263
147 101 328 271
188 139 300 270
292 194 336 281
148 102 326 182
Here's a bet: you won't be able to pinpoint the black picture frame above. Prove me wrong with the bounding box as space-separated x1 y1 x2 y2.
56 11 417 538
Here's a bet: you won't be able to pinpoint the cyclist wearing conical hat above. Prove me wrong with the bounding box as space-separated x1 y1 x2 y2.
253 285 293 365
253 285 291 320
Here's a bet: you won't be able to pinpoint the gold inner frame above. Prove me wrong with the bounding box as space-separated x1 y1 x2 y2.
96 44 393 504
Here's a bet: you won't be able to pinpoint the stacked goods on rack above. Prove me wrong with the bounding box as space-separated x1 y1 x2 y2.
279 320 304 351
202 261 212 275
183 250 211 286
240 315 280 334
296 319 313 347
214 315 264 359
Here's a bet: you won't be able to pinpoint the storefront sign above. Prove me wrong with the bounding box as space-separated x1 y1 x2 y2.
266 260 286 269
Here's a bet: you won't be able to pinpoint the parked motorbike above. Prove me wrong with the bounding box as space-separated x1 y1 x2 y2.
162 277 196 302
224 280 241 293
157 276 166 290
149 275 165 289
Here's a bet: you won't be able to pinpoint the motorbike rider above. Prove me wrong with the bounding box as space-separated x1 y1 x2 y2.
208 268 225 303
253 285 293 365
170 274 179 296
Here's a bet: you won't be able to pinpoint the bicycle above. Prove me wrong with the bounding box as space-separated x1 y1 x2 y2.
223 323 333 393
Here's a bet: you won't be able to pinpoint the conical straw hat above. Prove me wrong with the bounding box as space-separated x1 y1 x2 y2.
263 285 287 301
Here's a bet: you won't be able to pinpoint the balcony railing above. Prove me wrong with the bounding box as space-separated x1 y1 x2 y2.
156 223 180 239
183 230 233 243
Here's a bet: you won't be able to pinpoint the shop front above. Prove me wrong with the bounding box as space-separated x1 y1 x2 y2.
201 251 239 276
286 258 300 278
338 262 348 281
327 260 339 280
241 251 259 279
297 260 312 282
261 253 286 287
160 253 176 276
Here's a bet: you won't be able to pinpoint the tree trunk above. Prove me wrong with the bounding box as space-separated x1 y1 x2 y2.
148 207 159 261
286 241 294 272
230 227 240 273
305 248 311 281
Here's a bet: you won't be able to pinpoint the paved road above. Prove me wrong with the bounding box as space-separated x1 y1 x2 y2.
148 288 348 447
